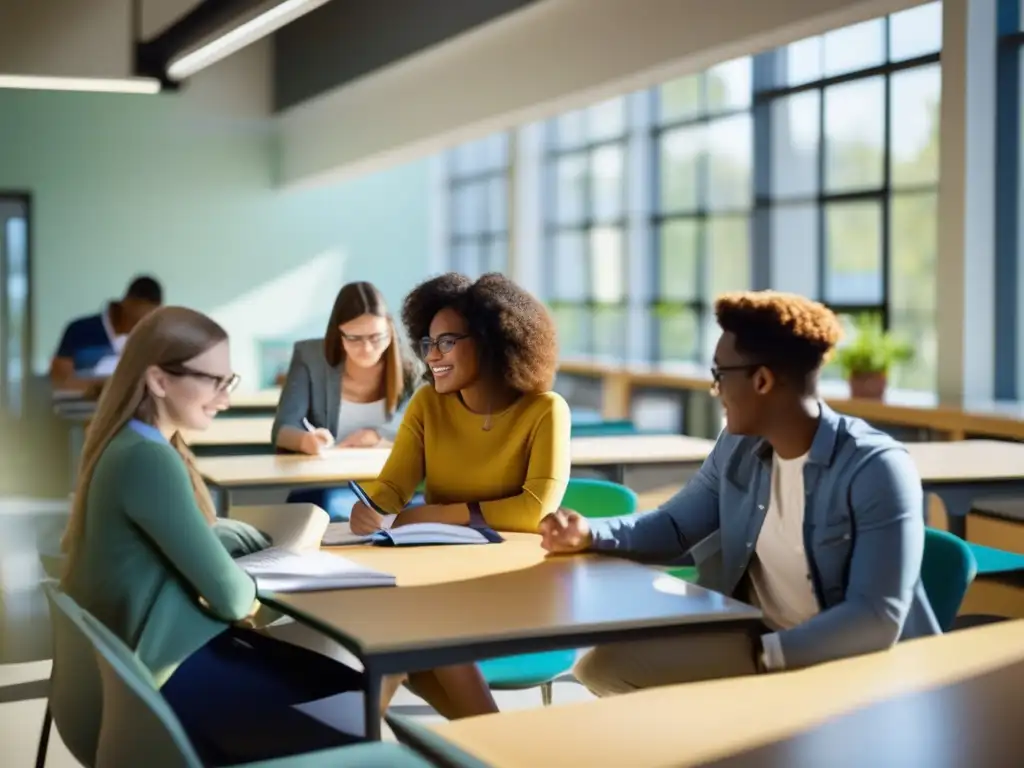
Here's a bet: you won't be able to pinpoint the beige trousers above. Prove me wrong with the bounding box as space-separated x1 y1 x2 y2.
574 626 761 697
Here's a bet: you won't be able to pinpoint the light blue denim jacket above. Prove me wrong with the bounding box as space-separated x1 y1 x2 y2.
589 403 941 670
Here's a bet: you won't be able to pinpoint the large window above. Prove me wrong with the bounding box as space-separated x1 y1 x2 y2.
446 133 510 277
653 57 754 363
544 98 630 358
762 2 942 391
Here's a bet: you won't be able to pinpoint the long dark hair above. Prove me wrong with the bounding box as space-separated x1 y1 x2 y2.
323 282 412 416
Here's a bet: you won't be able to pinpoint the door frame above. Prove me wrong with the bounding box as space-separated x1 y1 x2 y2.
0 191 34 417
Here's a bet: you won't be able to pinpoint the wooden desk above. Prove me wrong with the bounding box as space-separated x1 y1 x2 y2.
182 416 274 447
227 388 282 413
419 620 1024 768
264 537 760 741
197 434 715 512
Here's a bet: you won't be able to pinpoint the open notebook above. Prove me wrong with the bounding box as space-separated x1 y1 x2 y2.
228 503 396 592
321 482 504 547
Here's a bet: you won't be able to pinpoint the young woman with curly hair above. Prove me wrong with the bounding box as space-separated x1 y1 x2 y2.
542 290 938 695
351 272 571 719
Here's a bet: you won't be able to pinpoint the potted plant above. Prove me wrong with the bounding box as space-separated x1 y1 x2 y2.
834 315 913 399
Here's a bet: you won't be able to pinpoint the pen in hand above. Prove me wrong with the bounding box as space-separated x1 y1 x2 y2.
302 418 335 453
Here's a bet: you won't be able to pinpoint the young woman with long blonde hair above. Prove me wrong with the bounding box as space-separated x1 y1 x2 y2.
61 306 368 765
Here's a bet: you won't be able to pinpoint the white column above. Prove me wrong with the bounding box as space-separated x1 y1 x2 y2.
935 0 997 402
514 122 545 296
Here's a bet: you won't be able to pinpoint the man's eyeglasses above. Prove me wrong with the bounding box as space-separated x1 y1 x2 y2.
341 331 390 347
709 363 765 395
161 364 240 393
419 333 470 359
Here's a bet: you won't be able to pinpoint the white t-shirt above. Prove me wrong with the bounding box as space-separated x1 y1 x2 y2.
748 452 821 631
336 398 388 442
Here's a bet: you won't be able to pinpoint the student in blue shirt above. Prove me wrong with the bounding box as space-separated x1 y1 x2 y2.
50 275 163 392
540 291 940 695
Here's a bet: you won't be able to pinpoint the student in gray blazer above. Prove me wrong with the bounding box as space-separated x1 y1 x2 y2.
272 282 420 519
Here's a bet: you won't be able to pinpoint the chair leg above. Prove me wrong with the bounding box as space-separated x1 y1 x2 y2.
541 682 553 707
35 705 52 768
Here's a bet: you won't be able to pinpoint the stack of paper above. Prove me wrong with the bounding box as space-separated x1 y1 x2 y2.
236 547 395 592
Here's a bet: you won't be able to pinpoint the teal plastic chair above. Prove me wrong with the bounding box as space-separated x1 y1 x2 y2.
39 581 103 768
570 420 638 436
920 527 978 631
478 478 638 704
76 611 434 768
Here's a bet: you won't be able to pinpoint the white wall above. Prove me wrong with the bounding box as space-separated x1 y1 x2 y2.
0 41 435 386
277 0 928 188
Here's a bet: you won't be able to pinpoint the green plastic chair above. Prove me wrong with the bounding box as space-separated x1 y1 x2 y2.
920 527 978 631
39 581 103 768
478 478 638 704
76 611 434 768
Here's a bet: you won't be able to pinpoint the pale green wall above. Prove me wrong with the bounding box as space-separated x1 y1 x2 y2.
0 85 433 386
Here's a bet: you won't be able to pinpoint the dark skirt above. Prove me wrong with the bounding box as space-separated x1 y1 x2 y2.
161 627 365 765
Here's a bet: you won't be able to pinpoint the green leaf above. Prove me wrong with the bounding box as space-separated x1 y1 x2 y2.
833 315 914 376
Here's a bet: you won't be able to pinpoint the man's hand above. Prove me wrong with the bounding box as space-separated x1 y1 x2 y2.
539 508 593 554
350 501 385 535
339 428 382 448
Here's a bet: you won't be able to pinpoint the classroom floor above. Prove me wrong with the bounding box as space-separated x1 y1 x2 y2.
0 496 596 767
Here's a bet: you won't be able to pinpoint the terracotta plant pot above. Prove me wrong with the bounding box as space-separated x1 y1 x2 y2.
849 371 887 399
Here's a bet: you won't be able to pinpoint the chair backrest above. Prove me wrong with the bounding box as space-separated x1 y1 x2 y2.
561 478 638 519
77 611 203 768
920 528 978 631
41 581 103 767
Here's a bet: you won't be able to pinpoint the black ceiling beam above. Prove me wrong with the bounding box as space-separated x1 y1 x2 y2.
134 0 270 86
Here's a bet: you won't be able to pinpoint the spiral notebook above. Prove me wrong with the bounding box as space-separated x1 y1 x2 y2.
321 482 504 547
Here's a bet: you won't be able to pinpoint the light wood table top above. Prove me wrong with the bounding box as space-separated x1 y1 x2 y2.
269 538 759 664
198 434 714 488
906 440 1024 483
183 416 274 446
426 620 1024 768
228 389 282 409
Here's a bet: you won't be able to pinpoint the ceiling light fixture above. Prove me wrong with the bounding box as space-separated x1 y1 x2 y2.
166 0 332 81
0 75 162 94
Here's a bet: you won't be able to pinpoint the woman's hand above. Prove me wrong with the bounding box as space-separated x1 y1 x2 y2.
339 428 382 448
539 508 592 554
350 501 385 535
298 428 334 455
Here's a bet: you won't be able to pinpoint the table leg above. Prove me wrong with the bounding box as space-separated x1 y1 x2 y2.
364 667 382 741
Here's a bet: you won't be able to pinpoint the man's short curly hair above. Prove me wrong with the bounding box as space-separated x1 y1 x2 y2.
401 272 559 394
715 291 844 379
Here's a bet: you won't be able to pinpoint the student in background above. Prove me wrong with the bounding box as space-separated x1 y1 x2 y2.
272 281 419 520
540 291 938 695
60 306 370 764
50 275 163 392
350 272 571 718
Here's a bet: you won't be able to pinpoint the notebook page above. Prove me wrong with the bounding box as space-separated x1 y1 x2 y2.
230 505 330 553
236 548 395 592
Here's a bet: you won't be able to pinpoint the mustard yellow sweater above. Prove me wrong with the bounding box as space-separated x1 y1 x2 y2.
363 386 571 532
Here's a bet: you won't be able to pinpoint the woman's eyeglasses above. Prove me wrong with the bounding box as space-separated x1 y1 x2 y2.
340 331 390 347
419 333 470 359
161 364 240 393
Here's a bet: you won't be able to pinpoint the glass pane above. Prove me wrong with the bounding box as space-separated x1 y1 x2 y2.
588 98 627 141
452 182 484 235
453 241 482 277
659 220 700 301
658 74 703 123
486 238 508 274
593 306 628 358
591 144 625 222
824 77 885 192
706 57 752 111
482 133 509 171
659 124 704 212
590 227 626 303
656 306 700 362
554 154 587 224
770 91 820 199
486 176 507 233
823 19 885 77
890 65 941 188
551 304 590 357
554 110 586 148
552 232 587 300
890 310 936 391
889 2 942 61
890 192 937 314
770 204 819 298
707 113 751 210
3 216 27 415
824 201 883 304
706 216 750 298
783 36 822 86
450 142 480 175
